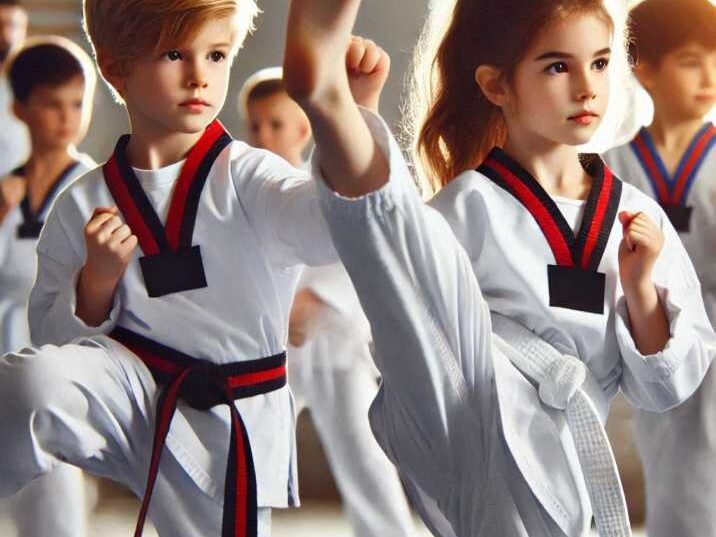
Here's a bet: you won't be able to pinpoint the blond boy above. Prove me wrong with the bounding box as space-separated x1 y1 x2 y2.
0 1 386 536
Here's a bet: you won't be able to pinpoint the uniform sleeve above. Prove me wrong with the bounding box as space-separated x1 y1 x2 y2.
28 197 120 346
231 149 337 268
315 109 496 478
617 215 716 412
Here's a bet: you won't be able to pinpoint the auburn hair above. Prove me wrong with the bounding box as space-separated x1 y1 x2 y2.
630 0 716 65
404 0 628 192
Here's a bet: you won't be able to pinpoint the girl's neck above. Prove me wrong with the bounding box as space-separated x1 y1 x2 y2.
503 132 590 200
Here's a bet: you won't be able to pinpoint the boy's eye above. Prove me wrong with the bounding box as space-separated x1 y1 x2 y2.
546 62 568 74
592 57 610 71
166 50 182 61
271 120 283 130
209 51 226 62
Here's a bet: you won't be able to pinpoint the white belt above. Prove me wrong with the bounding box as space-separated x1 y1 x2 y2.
491 312 631 537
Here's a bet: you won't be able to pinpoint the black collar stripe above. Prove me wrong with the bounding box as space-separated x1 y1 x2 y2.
478 148 622 271
103 120 232 256
175 130 232 250
573 159 622 271
105 141 167 255
164 120 231 250
17 161 79 226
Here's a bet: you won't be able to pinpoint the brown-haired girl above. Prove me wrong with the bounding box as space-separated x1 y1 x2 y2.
284 0 716 535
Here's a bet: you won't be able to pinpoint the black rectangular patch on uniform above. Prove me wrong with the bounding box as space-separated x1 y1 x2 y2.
662 204 692 233
548 264 605 314
16 222 43 239
139 245 208 298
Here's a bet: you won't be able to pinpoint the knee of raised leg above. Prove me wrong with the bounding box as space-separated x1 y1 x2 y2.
2 346 68 410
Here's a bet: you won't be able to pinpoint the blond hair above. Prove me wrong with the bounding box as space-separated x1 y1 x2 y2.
83 0 258 98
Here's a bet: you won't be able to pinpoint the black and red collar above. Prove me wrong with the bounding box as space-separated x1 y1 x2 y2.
477 147 622 272
103 120 232 256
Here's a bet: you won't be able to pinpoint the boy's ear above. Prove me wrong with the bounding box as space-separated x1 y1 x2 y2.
11 99 26 123
99 58 126 96
475 65 509 107
298 116 312 145
632 60 656 91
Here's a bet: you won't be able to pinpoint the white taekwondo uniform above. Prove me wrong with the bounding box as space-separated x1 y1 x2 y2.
0 76 29 178
0 155 95 537
0 121 338 537
316 111 716 537
604 123 716 537
288 262 414 537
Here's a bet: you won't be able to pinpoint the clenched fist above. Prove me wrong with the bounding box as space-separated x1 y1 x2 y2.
76 207 138 327
618 211 665 291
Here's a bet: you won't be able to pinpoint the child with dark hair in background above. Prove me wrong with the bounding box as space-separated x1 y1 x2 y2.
604 1 716 535
0 36 98 537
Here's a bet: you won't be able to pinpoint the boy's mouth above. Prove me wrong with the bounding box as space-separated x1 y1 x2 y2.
180 98 210 107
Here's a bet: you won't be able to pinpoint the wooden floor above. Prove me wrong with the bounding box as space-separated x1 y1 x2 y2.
0 493 645 536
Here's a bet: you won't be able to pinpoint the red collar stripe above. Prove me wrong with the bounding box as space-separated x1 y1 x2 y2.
630 124 716 206
104 155 163 255
165 120 228 251
103 120 232 256
479 148 622 272
483 157 575 267
630 136 671 202
672 126 716 203
580 166 614 270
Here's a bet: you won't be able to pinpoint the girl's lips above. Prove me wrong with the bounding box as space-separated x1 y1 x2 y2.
568 112 598 125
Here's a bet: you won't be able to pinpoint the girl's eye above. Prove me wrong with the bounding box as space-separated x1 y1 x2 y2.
209 51 226 62
166 50 182 61
546 62 568 74
593 58 610 71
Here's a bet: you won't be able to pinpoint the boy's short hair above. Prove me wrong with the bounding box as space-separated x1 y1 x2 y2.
83 0 259 79
0 0 23 8
7 36 96 103
630 0 716 65
237 66 286 119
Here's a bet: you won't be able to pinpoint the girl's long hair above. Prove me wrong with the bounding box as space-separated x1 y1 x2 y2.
403 0 631 194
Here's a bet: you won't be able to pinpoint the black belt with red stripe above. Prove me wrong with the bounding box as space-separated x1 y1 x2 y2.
103 120 232 298
478 148 622 315
111 326 287 537
630 123 716 232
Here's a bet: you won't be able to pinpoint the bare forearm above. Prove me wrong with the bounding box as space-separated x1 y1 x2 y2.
284 0 389 197
305 98 388 196
624 280 670 355
75 268 117 327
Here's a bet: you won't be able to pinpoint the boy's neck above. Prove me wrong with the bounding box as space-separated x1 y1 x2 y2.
285 150 305 169
647 112 707 154
24 146 77 209
125 125 206 170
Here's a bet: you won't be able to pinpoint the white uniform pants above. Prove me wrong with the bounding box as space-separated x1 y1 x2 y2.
0 338 272 537
290 358 414 537
636 362 716 537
